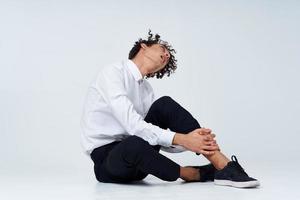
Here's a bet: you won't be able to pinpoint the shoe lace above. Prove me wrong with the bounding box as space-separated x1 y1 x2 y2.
231 155 248 176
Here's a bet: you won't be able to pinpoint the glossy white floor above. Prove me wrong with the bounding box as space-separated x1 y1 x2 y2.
1 160 299 200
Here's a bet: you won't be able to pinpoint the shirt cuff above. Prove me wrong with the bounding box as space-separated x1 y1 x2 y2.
158 129 176 147
160 145 187 153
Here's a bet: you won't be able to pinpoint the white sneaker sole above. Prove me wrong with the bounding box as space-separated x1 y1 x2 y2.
214 179 260 188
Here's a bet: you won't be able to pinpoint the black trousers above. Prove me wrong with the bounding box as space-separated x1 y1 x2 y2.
90 96 201 183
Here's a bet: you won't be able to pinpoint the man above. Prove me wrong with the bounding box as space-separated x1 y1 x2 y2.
81 30 260 188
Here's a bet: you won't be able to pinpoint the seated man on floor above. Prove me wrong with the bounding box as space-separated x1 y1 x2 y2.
81 30 260 188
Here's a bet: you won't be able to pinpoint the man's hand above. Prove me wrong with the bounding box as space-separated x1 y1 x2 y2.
173 128 220 155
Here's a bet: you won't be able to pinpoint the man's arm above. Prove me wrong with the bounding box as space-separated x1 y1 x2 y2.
96 67 175 147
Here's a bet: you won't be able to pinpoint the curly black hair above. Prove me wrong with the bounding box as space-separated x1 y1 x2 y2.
128 30 177 79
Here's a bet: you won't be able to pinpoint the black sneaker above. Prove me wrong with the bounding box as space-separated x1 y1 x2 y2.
188 163 216 182
214 155 260 188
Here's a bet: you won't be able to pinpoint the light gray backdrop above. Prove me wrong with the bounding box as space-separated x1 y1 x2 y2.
0 0 299 178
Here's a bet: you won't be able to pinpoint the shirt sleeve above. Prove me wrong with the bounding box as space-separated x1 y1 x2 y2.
95 66 176 147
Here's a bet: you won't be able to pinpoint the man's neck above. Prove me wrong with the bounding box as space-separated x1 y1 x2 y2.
131 57 149 78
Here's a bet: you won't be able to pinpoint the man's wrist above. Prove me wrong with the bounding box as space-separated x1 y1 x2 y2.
172 133 186 146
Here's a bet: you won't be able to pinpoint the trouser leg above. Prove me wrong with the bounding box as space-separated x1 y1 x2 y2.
144 96 201 133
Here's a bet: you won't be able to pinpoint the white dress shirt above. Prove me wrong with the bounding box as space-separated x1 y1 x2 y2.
81 59 186 155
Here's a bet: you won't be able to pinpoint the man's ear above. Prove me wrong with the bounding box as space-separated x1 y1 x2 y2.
140 43 147 49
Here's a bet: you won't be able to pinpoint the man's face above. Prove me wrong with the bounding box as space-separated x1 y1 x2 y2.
141 43 170 73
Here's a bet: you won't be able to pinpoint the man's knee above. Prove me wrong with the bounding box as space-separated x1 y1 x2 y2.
155 96 173 104
151 96 174 111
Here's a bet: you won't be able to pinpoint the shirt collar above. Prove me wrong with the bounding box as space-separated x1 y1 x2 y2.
126 59 144 83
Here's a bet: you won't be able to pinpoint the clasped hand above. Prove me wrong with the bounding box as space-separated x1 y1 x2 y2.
182 128 220 155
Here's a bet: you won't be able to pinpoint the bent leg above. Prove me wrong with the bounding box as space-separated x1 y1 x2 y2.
96 136 180 183
145 96 229 170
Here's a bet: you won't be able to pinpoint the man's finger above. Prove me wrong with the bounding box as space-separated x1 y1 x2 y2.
203 145 220 151
200 150 215 156
200 128 212 133
198 131 215 137
204 140 217 145
204 128 212 132
204 135 214 141
198 131 209 135
196 128 212 133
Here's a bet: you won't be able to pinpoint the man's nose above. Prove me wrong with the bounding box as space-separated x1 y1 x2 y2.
165 52 170 59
